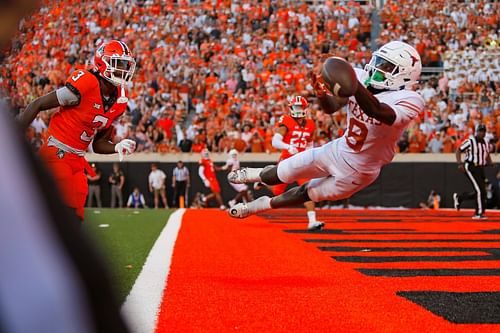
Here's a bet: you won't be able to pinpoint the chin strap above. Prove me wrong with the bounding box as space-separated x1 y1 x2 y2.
117 85 128 104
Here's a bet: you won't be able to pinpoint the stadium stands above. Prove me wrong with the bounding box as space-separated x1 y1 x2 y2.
0 0 498 154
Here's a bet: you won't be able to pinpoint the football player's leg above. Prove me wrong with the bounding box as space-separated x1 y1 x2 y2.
229 182 312 218
297 178 325 230
72 170 88 221
44 158 76 207
211 180 225 208
273 145 331 185
307 171 379 203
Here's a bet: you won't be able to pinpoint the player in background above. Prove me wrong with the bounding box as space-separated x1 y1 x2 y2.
17 40 137 221
228 41 424 218
198 148 226 210
219 149 251 208
255 96 324 230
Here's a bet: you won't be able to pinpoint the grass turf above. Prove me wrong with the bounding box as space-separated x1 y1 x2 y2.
83 208 172 304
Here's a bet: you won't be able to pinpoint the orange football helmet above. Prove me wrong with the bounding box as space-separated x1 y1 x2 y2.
94 40 136 87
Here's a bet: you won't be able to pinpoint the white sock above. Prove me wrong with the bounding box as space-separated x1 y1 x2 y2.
245 168 263 183
248 196 271 214
307 211 317 223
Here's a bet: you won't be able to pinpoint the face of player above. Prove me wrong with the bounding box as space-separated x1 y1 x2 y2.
368 56 397 82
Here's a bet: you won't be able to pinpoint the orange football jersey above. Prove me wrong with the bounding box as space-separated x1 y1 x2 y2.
277 114 315 160
47 69 128 151
199 158 216 180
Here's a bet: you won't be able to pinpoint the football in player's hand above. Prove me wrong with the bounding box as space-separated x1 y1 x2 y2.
321 57 358 98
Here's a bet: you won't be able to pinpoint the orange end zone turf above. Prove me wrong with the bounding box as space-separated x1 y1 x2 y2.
155 209 500 332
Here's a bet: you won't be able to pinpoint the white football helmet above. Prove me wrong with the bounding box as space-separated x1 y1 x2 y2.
364 41 421 90
201 148 210 159
288 96 308 118
229 149 238 159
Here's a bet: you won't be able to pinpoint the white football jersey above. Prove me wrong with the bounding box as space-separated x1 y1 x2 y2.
225 158 240 172
338 68 424 171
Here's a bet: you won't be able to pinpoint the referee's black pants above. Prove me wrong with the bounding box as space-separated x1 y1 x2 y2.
173 181 187 207
458 162 486 215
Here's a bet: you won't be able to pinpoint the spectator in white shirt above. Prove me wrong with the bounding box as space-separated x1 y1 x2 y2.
148 163 168 209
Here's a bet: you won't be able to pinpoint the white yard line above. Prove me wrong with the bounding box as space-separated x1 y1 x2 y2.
121 208 185 333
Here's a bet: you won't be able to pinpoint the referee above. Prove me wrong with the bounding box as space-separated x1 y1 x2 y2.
172 160 190 207
454 124 492 219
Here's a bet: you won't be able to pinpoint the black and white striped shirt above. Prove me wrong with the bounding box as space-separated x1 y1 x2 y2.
460 136 489 166
173 166 190 182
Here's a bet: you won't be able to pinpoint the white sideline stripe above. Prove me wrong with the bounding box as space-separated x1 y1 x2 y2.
121 208 185 333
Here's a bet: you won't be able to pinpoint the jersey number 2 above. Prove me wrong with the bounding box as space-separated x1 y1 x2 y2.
290 131 311 149
80 115 109 142
345 118 368 152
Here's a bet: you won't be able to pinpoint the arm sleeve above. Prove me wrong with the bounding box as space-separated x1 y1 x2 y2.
56 86 80 106
272 133 290 150
140 195 146 206
391 93 424 128
127 195 132 207
460 139 471 152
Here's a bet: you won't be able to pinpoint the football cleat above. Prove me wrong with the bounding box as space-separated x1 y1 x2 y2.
228 199 237 208
472 214 488 220
308 221 325 231
227 168 262 184
453 193 460 211
228 203 250 219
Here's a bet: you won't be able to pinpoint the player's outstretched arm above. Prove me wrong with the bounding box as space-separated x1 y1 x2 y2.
354 82 396 125
17 91 60 129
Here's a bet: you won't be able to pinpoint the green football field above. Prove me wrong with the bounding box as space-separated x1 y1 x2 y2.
83 208 173 304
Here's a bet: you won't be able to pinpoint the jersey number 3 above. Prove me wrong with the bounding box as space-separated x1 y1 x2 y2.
346 118 368 152
80 115 109 142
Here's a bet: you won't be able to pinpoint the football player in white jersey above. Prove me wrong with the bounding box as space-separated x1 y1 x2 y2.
219 149 251 207
228 41 425 218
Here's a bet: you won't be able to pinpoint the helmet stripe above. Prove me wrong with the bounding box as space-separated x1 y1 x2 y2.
119 41 130 55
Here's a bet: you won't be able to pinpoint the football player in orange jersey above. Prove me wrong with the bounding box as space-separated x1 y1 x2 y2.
18 40 137 221
198 149 226 210
255 96 324 230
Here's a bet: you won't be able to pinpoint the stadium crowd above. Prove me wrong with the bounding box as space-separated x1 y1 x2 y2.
0 0 499 154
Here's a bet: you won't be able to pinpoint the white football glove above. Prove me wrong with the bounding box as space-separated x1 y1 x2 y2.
114 139 136 162
203 179 211 187
287 144 299 155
